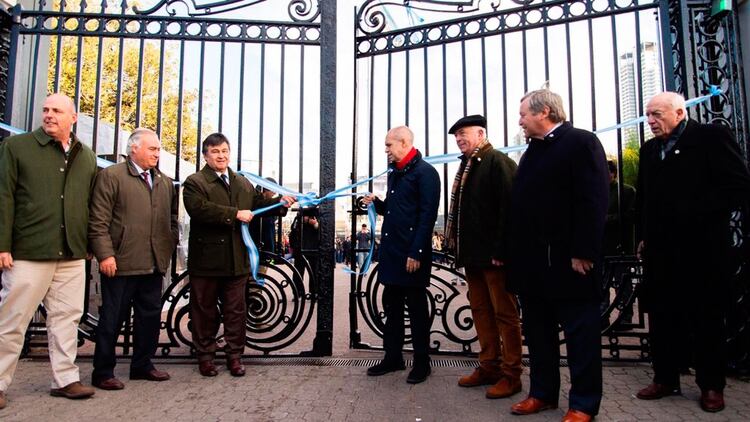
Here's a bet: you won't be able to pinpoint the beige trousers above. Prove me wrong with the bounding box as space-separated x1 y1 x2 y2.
0 259 85 391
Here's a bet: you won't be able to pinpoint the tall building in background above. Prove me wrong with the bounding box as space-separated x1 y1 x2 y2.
618 42 662 141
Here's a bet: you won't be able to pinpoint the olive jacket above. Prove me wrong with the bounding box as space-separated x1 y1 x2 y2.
183 166 279 277
0 127 97 259
88 159 179 275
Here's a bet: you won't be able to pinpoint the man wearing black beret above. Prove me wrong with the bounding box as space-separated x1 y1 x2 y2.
444 115 523 399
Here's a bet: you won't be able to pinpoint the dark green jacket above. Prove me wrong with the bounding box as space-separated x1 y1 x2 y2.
0 128 97 259
89 159 179 275
453 143 517 268
183 166 279 277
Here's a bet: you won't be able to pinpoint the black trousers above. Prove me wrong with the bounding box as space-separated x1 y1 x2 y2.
189 275 248 361
649 296 726 391
520 295 603 415
381 284 430 364
92 273 163 381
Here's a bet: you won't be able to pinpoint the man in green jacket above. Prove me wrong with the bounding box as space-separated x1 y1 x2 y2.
89 128 178 390
0 93 97 409
183 133 295 377
444 115 523 399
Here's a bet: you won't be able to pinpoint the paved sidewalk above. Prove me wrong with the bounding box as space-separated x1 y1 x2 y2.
1 357 748 421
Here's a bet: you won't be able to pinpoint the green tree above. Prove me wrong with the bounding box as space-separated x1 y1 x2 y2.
621 135 640 188
48 0 208 163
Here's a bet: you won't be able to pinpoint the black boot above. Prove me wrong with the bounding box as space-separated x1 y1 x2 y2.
407 356 431 384
367 359 406 376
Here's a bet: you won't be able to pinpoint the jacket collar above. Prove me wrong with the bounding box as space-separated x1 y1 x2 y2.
389 150 422 173
543 121 571 141
201 165 234 184
32 127 80 148
126 158 164 184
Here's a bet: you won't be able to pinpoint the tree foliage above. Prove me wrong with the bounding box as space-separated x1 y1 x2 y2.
47 0 207 163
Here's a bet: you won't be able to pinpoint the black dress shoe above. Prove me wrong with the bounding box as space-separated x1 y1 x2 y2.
130 368 170 381
367 360 405 376
406 364 431 384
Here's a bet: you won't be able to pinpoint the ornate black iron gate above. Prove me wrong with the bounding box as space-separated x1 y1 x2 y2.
348 0 749 367
0 0 338 357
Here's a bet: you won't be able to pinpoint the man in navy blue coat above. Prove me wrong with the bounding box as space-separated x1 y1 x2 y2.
507 89 608 422
362 126 440 384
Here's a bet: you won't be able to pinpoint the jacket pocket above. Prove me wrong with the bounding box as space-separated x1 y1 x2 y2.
194 236 228 271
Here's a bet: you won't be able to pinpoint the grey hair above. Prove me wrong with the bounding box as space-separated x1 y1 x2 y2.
126 128 158 156
521 89 567 123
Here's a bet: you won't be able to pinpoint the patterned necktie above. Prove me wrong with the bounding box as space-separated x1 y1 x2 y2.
141 171 151 189
221 174 230 188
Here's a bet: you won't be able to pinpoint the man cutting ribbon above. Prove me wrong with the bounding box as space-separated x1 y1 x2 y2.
182 133 295 378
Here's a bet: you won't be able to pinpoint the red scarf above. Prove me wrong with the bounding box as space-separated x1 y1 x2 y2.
395 147 417 170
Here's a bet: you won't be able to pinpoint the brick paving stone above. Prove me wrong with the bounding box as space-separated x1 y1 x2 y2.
0 360 748 421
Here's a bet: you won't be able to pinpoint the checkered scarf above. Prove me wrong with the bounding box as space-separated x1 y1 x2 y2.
444 140 490 258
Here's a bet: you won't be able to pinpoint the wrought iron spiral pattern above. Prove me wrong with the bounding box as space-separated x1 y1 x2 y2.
356 259 476 354
354 255 651 360
726 208 750 374
355 0 652 56
158 252 315 355
17 254 316 357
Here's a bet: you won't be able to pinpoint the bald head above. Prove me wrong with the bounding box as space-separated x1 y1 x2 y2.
42 93 78 144
646 92 687 139
384 126 415 163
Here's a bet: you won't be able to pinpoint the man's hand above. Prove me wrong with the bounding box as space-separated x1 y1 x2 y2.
571 258 594 275
236 210 254 223
361 194 377 206
636 240 645 260
0 252 14 270
99 256 117 277
406 257 421 273
280 195 296 207
491 258 504 267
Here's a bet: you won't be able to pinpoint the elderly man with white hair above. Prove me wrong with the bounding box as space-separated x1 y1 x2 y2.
634 91 750 413
88 128 178 390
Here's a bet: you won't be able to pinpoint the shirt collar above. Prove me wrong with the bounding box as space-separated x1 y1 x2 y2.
131 160 147 175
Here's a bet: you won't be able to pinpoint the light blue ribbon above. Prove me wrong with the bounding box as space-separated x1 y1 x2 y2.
1 85 723 282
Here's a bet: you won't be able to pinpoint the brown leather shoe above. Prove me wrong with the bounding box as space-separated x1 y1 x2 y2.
700 390 725 412
561 409 593 422
635 383 681 400
130 368 170 381
92 377 125 390
458 367 501 387
199 361 218 377
510 396 557 415
486 377 522 399
227 358 246 377
50 381 95 399
0 390 6 409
